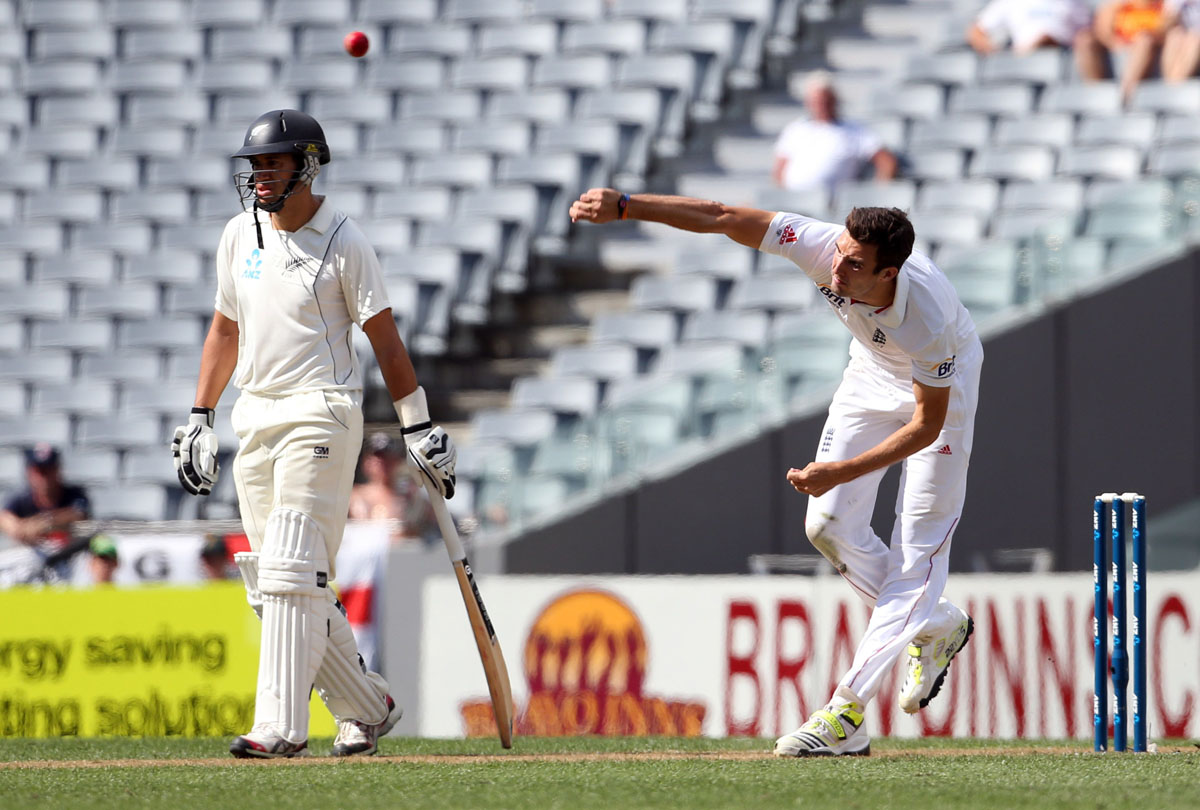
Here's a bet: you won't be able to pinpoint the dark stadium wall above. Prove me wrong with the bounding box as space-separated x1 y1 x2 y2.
505 247 1200 574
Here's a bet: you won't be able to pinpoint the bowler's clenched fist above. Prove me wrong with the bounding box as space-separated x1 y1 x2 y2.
787 461 850 498
570 187 622 224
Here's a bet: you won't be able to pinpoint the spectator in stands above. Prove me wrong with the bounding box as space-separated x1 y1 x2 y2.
348 432 435 545
1163 0 1200 80
200 533 236 579
967 0 1105 79
88 534 119 585
1077 0 1169 101
772 72 898 193
0 445 90 562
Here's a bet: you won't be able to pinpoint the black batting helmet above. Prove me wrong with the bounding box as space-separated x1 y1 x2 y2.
233 109 331 165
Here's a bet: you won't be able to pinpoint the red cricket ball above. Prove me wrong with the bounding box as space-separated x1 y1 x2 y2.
344 31 369 58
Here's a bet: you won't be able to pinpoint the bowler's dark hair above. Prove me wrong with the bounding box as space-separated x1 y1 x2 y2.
844 207 915 273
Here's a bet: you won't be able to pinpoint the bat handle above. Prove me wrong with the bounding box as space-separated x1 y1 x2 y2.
422 480 466 562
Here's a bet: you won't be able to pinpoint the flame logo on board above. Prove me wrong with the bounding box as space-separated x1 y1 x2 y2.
460 589 707 737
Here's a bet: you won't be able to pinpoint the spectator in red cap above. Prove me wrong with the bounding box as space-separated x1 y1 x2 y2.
0 444 91 563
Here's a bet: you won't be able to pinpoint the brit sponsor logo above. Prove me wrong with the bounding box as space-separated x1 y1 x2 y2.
817 284 846 309
932 355 956 378
777 224 797 244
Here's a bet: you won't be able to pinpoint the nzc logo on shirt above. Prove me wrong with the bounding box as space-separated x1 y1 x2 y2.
242 249 263 280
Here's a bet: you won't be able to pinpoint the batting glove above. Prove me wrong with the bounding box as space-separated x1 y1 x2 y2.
394 386 457 499
172 407 220 496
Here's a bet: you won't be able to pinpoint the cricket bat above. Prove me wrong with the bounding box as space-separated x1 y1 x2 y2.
422 480 515 748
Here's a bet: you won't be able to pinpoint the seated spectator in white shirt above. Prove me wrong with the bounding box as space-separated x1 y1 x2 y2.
1163 0 1200 80
772 72 898 194
968 0 1107 81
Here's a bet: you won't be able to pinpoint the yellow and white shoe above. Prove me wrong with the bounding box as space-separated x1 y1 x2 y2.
773 687 871 757
899 605 974 714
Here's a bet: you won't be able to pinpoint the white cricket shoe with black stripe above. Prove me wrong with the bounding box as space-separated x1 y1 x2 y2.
773 687 870 757
332 694 403 757
899 604 974 714
229 724 309 759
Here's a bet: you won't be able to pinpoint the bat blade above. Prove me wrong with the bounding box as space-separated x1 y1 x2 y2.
423 480 515 748
453 559 514 748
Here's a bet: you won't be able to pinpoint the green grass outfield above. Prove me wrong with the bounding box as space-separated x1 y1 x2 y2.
1 736 1197 810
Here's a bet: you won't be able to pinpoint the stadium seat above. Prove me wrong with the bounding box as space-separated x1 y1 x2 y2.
34 251 117 284
480 22 559 57
949 84 1035 118
999 179 1084 216
990 209 1079 240
970 145 1056 181
978 49 1064 85
630 274 720 314
127 94 208 127
0 414 71 448
30 320 111 352
728 276 814 314
903 51 980 87
533 55 613 90
0 351 72 385
360 0 437 25
0 284 68 319
1129 79 1200 115
511 376 600 419
79 284 159 318
682 310 769 348
446 0 525 22
531 0 605 22
30 381 116 417
610 0 689 22
120 319 202 351
993 113 1074 149
39 94 118 128
109 126 189 158
550 343 639 382
1058 145 1143 180
60 448 121 486
471 408 557 448
456 121 532 157
917 180 1001 216
1149 144 1200 177
870 84 945 120
89 485 168 521
488 90 572 124
564 21 646 55
108 0 187 27
123 27 204 60
191 0 266 25
1160 115 1200 146
110 61 189 94
1085 178 1173 211
903 148 967 181
908 115 991 151
1083 209 1172 241
1041 83 1122 116
909 211 987 246
401 92 482 124
832 180 917 215
112 190 192 225
1075 113 1156 148
282 60 360 93
272 0 350 25
80 350 161 383
592 310 678 351
410 153 493 188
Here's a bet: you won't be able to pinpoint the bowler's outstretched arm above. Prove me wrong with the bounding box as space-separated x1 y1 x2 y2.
569 187 776 250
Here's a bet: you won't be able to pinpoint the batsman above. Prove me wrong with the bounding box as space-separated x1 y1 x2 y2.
172 110 457 758
571 189 980 756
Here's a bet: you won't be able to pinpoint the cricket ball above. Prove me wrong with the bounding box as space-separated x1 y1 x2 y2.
344 31 369 58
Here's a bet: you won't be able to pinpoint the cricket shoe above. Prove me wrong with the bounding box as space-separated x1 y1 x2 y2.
899 607 974 714
229 724 310 759
773 688 870 757
332 694 404 757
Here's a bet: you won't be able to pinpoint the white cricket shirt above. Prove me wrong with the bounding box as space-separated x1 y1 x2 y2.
773 119 882 192
759 212 980 388
214 199 391 396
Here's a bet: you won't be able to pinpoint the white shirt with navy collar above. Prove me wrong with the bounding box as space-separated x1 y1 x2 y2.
759 212 979 389
214 198 391 396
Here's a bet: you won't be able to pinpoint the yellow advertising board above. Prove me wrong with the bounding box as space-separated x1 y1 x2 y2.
0 583 335 738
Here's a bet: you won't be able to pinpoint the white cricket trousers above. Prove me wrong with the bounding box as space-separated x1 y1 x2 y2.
805 340 982 705
230 389 392 738
231 389 361 568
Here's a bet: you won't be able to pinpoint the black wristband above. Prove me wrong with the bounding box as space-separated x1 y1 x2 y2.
191 406 215 428
401 420 432 436
617 193 630 220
